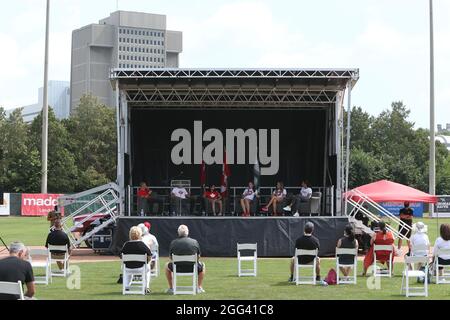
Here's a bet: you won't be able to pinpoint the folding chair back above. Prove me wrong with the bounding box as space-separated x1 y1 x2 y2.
172 254 198 295
401 255 429 297
237 243 257 277
373 244 393 277
150 248 160 278
294 248 318 285
47 245 70 278
434 248 450 284
28 248 50 285
0 281 24 300
335 247 358 284
122 254 149 295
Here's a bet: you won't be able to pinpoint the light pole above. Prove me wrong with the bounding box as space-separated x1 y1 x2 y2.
429 0 436 217
41 0 50 194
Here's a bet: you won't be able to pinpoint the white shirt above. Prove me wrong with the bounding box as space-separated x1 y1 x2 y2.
300 187 312 199
433 237 450 260
273 188 286 198
172 187 189 199
243 188 257 200
410 232 430 256
142 233 159 257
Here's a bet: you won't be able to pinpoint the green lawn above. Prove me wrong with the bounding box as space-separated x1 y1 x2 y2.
1 216 450 300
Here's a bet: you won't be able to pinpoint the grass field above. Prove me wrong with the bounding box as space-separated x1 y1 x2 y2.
1 216 450 300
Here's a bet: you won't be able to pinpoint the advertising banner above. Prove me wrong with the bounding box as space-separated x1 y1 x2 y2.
436 196 450 217
0 193 10 216
379 202 424 218
21 194 64 217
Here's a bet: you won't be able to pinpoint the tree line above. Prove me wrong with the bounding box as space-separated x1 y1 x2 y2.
0 97 449 194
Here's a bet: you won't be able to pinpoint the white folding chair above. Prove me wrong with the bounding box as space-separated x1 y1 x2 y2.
434 248 450 284
401 255 429 297
28 248 51 285
237 243 257 277
121 254 149 295
294 249 318 285
172 254 198 295
150 248 160 278
409 244 429 270
47 245 70 278
0 281 24 300
373 244 393 278
335 247 358 284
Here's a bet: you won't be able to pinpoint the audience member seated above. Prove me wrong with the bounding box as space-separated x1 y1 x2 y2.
432 223 450 277
203 185 223 216
284 180 312 216
138 222 159 270
121 226 152 293
170 186 190 216
409 222 430 256
289 222 326 285
47 210 62 231
262 181 287 216
362 221 395 276
336 225 359 280
240 181 258 217
165 225 206 294
0 242 35 300
45 219 71 271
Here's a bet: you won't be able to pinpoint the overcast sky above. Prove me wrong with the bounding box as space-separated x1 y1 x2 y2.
0 0 449 129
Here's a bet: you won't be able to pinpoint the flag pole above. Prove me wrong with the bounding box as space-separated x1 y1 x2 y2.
41 0 50 194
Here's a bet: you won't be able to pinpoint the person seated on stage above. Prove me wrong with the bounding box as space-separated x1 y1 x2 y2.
165 225 206 294
362 221 395 276
137 182 164 216
432 223 450 277
289 222 326 285
284 180 312 216
121 226 152 293
336 225 359 280
203 185 223 216
170 185 190 216
262 181 286 216
45 219 71 271
138 222 159 271
240 181 258 217
0 242 35 300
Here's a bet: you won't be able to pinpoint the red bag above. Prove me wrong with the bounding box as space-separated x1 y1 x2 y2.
324 268 337 285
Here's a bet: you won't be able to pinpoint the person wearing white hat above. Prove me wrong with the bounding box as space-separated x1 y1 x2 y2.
409 222 430 257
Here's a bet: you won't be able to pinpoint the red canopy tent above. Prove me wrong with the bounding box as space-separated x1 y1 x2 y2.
346 180 437 203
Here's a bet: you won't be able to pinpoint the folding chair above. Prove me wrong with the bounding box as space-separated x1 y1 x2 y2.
0 281 24 300
28 248 51 285
172 254 198 295
294 248 318 285
121 254 149 295
237 243 257 277
150 248 160 278
335 247 358 284
409 244 429 270
47 245 70 278
373 244 393 278
401 255 429 297
434 248 450 284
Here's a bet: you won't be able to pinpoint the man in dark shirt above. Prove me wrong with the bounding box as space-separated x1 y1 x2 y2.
289 222 324 284
45 219 71 270
165 224 205 294
0 242 35 300
398 201 414 250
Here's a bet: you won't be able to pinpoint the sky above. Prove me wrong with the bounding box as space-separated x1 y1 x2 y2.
0 0 449 129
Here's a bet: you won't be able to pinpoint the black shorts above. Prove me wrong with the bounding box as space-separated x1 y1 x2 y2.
438 257 450 270
168 261 204 273
398 225 412 238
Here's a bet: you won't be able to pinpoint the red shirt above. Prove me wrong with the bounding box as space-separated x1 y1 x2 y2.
204 191 220 200
137 187 150 198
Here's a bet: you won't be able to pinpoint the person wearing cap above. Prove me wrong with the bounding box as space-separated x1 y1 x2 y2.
137 222 159 270
408 222 430 270
398 201 414 251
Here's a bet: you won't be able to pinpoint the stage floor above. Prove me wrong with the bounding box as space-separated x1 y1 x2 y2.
111 216 350 257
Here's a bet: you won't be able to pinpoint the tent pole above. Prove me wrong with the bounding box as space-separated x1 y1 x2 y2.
344 82 352 216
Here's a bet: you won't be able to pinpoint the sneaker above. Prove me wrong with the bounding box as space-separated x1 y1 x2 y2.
288 275 295 283
166 288 174 294
283 205 292 211
145 288 151 294
261 207 269 212
197 287 205 294
293 212 299 217
318 280 328 286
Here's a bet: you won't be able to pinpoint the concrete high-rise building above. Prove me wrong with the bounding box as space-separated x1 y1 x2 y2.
6 80 70 123
70 11 183 112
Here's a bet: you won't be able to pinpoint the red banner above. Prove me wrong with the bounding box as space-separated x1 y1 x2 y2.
21 194 64 216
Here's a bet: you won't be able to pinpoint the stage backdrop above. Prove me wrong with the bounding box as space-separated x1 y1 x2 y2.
129 108 329 188
111 217 349 257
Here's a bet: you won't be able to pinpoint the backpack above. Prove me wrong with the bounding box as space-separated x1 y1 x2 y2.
324 268 337 285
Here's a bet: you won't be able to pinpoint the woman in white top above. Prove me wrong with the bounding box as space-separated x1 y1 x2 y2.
262 181 286 216
240 181 258 217
433 223 450 275
409 222 430 256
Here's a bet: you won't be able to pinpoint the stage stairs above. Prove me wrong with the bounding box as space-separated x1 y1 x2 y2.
344 188 411 240
58 183 121 247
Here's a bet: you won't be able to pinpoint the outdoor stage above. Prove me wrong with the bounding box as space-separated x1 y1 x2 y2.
110 216 350 257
